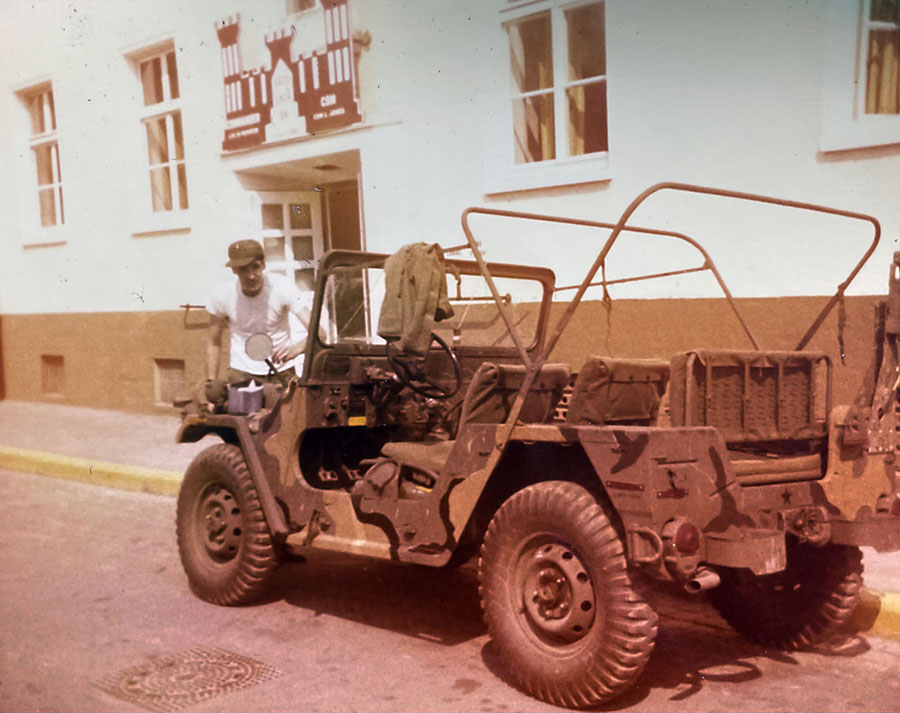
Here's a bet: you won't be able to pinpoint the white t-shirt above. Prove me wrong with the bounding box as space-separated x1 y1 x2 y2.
207 273 313 375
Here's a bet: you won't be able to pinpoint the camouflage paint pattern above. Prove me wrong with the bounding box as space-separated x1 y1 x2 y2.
177 242 900 582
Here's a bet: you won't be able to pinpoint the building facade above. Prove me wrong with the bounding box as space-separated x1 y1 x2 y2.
1 0 899 410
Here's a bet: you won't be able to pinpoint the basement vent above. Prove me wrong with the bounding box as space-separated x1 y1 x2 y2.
154 358 185 406
40 354 64 395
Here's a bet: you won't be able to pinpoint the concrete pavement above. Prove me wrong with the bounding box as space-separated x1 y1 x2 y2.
6 466 899 713
0 398 898 641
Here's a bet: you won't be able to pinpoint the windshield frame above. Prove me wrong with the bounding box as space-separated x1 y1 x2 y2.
301 249 557 381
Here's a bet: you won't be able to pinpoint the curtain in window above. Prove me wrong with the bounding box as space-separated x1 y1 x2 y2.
510 14 555 163
867 0 900 114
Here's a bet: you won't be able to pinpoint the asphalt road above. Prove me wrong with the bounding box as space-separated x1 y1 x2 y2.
1 467 899 713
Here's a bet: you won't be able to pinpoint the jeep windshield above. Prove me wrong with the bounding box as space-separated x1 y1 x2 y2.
313 250 554 356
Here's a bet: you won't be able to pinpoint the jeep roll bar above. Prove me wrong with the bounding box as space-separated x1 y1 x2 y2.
458 181 881 459
461 181 881 366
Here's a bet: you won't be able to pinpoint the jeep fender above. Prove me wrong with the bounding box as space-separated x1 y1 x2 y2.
177 413 289 540
446 422 784 576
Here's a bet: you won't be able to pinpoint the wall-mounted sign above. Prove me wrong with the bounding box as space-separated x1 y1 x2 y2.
216 0 362 151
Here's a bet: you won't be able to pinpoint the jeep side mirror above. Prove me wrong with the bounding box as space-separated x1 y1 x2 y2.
245 333 274 361
245 332 287 386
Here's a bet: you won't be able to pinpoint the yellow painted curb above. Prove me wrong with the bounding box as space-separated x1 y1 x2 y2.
0 445 183 497
854 588 900 641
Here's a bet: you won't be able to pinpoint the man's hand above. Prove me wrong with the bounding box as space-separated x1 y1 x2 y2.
205 379 228 405
271 341 305 365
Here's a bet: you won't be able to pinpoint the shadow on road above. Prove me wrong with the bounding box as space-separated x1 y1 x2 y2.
634 623 789 706
480 584 875 710
255 550 876 706
478 621 786 710
609 619 871 709
266 550 486 646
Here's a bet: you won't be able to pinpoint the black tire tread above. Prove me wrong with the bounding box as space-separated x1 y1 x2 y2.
478 481 657 708
176 443 279 606
708 539 863 650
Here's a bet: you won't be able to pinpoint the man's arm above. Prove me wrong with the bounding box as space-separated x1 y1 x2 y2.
271 303 312 365
206 314 227 380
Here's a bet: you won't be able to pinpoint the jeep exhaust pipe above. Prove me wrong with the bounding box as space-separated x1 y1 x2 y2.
684 567 721 594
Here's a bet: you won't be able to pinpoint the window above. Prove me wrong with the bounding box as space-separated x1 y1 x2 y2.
137 47 188 212
820 0 900 151
507 1 607 165
865 0 900 114
286 0 317 13
23 86 64 227
256 191 324 292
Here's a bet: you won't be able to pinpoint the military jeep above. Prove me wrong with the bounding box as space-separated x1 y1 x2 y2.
176 182 900 708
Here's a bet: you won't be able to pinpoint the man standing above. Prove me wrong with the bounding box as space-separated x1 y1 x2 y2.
206 239 314 385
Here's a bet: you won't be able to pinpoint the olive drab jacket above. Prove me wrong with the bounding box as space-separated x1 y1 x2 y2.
377 242 454 356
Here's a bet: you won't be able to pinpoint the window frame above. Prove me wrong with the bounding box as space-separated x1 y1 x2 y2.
137 46 188 214
254 191 325 293
861 0 900 115
124 39 192 234
16 81 66 242
820 0 900 152
488 0 610 193
285 0 319 17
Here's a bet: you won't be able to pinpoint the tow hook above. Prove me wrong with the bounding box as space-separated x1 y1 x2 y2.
684 567 721 594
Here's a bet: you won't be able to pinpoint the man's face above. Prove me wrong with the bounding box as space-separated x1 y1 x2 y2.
232 259 265 296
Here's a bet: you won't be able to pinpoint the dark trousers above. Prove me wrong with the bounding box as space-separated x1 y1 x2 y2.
226 367 293 385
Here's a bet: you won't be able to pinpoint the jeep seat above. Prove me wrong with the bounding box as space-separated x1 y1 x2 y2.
458 361 571 429
566 356 669 426
380 361 571 476
381 439 455 475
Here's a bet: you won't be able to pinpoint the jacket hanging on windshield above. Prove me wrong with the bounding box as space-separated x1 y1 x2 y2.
377 242 454 357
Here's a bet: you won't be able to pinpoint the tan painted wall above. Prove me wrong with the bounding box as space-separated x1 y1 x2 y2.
0 294 880 413
1 310 216 412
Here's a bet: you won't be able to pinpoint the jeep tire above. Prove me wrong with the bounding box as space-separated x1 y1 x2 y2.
708 538 863 649
478 481 658 708
176 443 279 606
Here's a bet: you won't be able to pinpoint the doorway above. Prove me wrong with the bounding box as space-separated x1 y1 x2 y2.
323 180 363 253
254 179 364 292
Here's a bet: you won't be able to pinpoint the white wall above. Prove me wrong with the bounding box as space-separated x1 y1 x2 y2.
352 0 900 301
0 0 250 315
1 0 898 318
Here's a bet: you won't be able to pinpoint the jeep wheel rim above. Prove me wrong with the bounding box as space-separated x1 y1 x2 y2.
518 542 596 644
197 483 242 562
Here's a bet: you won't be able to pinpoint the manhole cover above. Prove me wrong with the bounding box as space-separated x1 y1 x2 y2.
94 646 282 711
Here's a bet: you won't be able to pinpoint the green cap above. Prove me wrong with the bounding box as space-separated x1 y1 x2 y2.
226 239 264 268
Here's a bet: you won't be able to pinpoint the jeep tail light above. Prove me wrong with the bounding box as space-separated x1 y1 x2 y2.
674 522 701 554
879 493 900 516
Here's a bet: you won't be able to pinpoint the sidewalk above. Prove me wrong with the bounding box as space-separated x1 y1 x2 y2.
0 398 897 639
0 400 210 496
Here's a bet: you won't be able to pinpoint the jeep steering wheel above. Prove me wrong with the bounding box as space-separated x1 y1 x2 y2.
385 332 462 399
